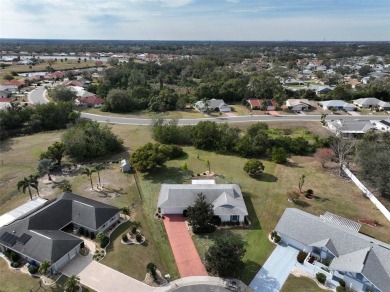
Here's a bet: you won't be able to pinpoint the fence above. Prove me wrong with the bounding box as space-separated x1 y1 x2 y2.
342 165 390 222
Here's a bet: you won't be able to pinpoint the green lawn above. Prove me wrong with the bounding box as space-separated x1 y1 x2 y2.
102 210 169 281
281 275 325 292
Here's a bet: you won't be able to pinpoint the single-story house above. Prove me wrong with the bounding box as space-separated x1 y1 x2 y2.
246 99 261 110
157 183 248 223
378 101 390 111
0 192 119 271
286 99 311 111
0 84 19 93
319 100 356 111
275 208 390 292
194 99 232 112
76 96 104 108
0 98 11 111
353 97 381 108
371 119 390 132
326 119 374 137
308 85 333 95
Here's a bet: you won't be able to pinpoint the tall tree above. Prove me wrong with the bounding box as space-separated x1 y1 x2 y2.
187 193 214 233
94 164 105 187
331 136 357 176
17 176 38 200
205 234 246 277
82 168 96 189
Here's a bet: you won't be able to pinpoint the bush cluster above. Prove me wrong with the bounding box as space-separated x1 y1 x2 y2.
316 272 327 284
297 251 308 264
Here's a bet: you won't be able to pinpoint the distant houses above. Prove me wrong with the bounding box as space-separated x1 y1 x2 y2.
319 100 356 111
194 99 232 113
246 99 277 111
286 99 311 111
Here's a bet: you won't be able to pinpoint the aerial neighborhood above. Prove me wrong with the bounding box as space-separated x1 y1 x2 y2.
0 39 390 292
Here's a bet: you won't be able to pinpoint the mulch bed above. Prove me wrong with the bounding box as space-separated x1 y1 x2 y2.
358 219 379 228
305 195 314 200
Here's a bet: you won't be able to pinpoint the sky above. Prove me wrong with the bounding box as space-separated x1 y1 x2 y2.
0 0 389 41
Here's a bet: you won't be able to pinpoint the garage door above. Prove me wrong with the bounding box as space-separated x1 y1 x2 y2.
55 247 78 270
163 207 185 214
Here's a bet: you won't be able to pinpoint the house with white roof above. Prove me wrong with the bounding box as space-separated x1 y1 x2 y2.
286 99 311 111
319 100 356 111
371 119 390 132
157 183 248 223
353 97 381 108
274 208 390 292
194 99 232 113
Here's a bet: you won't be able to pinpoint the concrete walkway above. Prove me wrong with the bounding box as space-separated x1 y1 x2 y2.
249 244 299 292
163 215 208 278
61 253 154 292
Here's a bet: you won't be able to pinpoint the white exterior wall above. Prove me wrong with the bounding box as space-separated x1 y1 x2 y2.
219 106 231 112
161 207 185 214
53 244 80 271
344 273 365 292
279 234 312 252
219 215 244 223
97 212 120 233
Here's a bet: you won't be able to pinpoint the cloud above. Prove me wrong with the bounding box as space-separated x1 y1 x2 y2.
159 0 192 7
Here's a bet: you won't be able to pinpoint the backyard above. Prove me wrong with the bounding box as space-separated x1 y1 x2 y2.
1 122 389 287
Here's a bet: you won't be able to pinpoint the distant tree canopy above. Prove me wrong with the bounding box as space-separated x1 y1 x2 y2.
62 120 124 160
0 102 78 139
49 86 77 102
357 132 390 197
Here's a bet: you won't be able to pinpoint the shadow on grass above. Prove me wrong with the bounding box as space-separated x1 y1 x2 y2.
144 166 187 184
239 260 262 285
106 221 132 253
284 161 303 168
50 179 71 190
254 172 277 183
0 137 16 153
294 200 310 208
243 194 262 231
313 195 330 203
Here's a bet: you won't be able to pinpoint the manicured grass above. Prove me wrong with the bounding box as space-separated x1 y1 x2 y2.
281 275 325 292
102 210 169 281
0 258 39 291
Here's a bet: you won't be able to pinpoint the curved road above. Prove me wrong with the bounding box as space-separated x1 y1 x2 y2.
28 86 389 125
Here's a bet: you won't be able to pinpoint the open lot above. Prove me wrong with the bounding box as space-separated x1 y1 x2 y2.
1 121 389 287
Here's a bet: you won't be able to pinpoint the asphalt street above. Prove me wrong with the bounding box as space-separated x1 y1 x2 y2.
28 86 389 125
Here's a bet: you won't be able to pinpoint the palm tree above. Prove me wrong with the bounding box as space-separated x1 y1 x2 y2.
38 260 51 275
298 174 305 194
59 181 72 192
37 159 54 181
94 164 105 187
64 275 80 292
29 175 40 197
82 168 96 189
17 176 38 200
205 160 211 173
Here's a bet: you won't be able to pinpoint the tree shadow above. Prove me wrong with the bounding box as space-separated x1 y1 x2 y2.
0 137 16 154
285 161 303 168
106 221 131 252
51 179 71 190
239 260 262 285
174 152 189 161
144 166 187 184
253 173 277 183
243 193 261 230
313 195 330 203
294 200 311 208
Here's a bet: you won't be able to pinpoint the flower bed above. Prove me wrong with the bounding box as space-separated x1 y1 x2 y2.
358 219 378 228
121 233 145 245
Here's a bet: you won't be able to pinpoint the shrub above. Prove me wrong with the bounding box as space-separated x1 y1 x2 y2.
211 216 222 226
339 279 346 287
11 262 20 268
270 230 277 239
146 262 158 282
79 227 84 235
90 232 95 240
9 251 20 262
183 209 188 217
273 235 281 243
100 237 109 248
297 251 308 264
136 233 143 242
122 234 128 242
131 225 137 234
316 272 326 284
28 265 39 274
85 230 90 237
271 147 287 164
305 189 314 195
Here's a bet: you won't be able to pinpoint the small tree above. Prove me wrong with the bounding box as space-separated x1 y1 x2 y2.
17 176 39 200
315 148 335 168
64 275 80 292
182 162 188 172
320 114 327 126
120 207 130 216
271 147 287 164
37 159 54 181
243 159 265 176
205 234 246 277
46 142 66 165
205 159 211 173
82 167 96 189
38 260 51 275
59 181 72 192
298 174 305 194
146 262 158 282
331 136 357 176
187 193 214 233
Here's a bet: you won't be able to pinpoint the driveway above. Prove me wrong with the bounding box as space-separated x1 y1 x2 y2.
249 244 299 292
163 215 208 277
61 253 154 292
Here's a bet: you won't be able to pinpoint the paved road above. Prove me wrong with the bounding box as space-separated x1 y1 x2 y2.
28 86 49 104
81 112 390 126
29 86 389 125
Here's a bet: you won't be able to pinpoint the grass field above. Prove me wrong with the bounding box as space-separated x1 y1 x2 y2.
0 60 103 81
281 275 325 292
1 122 389 287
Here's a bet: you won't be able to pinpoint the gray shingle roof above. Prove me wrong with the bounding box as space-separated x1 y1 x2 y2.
0 192 119 265
275 208 390 292
158 184 248 216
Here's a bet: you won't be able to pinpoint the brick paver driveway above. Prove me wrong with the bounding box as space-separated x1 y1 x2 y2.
61 253 154 292
163 215 208 277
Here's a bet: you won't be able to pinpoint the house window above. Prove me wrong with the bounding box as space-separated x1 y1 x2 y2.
230 215 239 222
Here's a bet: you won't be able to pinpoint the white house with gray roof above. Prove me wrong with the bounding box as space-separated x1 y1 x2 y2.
326 119 374 137
275 208 390 292
319 100 356 111
157 183 248 223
